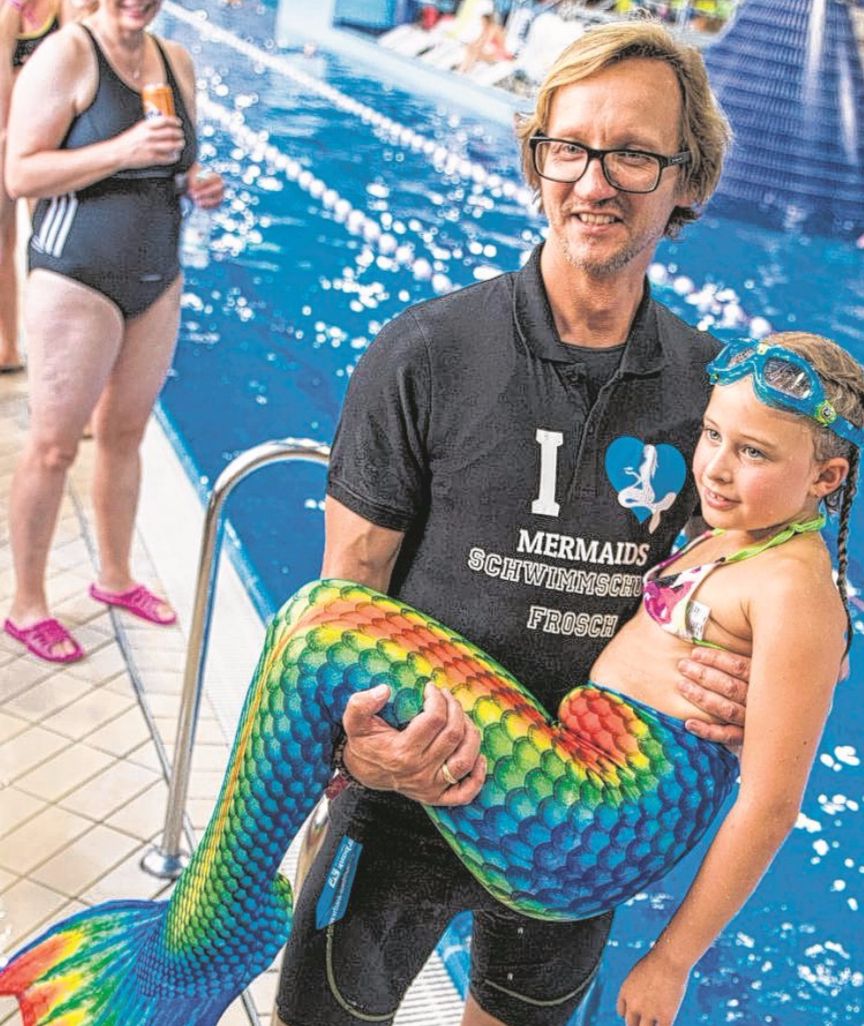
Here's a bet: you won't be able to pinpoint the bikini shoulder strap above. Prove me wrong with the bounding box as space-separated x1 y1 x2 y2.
722 512 826 565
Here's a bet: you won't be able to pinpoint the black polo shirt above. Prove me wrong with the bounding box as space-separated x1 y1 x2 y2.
328 246 719 712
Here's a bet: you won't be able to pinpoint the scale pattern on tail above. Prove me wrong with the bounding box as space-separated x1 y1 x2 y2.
0 579 737 1024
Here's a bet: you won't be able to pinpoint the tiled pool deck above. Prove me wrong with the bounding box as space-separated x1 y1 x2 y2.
0 367 268 1024
0 369 464 1026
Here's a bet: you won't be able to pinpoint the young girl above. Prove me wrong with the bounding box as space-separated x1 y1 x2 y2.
602 332 861 1024
1 333 861 1026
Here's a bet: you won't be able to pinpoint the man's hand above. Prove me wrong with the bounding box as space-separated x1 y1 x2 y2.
678 647 749 747
341 681 486 806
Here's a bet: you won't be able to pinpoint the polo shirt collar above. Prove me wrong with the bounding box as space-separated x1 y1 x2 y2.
513 244 665 376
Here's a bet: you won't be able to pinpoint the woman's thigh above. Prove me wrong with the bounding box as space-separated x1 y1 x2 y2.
95 275 183 436
24 270 124 441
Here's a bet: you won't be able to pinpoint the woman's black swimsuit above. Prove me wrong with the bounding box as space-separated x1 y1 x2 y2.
28 25 197 319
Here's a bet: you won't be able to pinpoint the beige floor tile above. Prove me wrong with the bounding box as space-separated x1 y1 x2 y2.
153 713 227 748
2 672 92 724
0 656 57 699
0 710 28 744
29 823 141 897
44 569 93 606
192 743 230 773
52 512 84 545
0 633 22 662
126 740 166 773
217 997 258 1026
40 687 136 740
145 692 182 719
63 642 130 683
133 647 186 674
106 780 170 841
14 742 114 802
80 841 175 905
152 717 178 747
0 877 68 948
46 538 90 573
58 759 160 822
0 725 69 785
0 786 43 837
50 593 107 628
0 995 21 1026
189 768 226 800
123 622 187 654
100 669 136 695
65 625 114 657
187 796 218 831
86 705 153 757
249 966 280 1014
0 805 92 876
138 669 185 694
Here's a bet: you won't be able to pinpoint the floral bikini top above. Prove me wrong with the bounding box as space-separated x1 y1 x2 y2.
642 513 826 647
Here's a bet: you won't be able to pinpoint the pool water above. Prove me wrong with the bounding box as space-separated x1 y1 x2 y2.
158 3 862 1023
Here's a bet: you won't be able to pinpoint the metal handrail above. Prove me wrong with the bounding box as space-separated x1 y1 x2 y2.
142 437 330 879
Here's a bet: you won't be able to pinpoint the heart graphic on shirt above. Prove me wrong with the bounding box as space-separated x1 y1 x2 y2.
605 436 686 533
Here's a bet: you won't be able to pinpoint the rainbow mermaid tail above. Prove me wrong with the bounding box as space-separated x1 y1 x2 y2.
0 579 736 1024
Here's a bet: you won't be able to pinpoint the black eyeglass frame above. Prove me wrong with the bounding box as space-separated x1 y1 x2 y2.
529 135 691 194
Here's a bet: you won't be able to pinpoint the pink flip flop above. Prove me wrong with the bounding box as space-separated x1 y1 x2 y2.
89 583 177 626
4 617 85 664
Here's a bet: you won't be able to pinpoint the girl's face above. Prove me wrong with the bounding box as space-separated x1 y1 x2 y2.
693 378 835 536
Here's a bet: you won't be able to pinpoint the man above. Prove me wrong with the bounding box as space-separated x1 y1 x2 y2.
276 20 748 1026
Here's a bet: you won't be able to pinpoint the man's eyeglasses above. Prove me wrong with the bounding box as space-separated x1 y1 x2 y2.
529 135 691 194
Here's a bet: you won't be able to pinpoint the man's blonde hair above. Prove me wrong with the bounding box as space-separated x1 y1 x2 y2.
516 20 731 237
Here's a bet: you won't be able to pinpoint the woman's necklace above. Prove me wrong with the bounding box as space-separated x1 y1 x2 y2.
92 25 148 84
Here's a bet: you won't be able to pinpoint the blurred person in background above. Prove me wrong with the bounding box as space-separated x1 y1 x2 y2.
0 0 97 373
2 0 224 663
456 10 512 73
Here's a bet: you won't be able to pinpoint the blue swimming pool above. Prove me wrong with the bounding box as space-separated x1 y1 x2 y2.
158 3 863 1022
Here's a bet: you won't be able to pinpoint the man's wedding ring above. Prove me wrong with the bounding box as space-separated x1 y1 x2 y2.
442 761 458 787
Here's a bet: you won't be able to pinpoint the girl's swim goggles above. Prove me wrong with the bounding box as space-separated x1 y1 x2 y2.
707 341 864 448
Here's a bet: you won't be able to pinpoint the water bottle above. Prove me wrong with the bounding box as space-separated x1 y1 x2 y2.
180 170 217 270
181 201 212 270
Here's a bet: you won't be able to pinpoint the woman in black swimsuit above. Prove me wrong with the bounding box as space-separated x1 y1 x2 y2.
3 0 224 662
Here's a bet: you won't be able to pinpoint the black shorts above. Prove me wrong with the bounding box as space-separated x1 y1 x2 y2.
275 787 613 1026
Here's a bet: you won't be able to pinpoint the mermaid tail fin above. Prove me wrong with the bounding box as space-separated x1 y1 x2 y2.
1 881 294 1026
0 900 164 1024
0 899 224 1026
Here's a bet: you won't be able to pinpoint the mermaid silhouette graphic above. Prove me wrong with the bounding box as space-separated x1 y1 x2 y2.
605 436 686 533
0 580 735 1025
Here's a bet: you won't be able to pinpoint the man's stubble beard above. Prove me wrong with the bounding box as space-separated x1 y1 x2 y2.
556 217 667 278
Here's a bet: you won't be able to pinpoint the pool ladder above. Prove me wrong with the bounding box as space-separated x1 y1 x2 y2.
141 437 331 1024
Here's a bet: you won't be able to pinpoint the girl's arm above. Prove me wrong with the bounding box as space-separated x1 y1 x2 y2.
5 26 185 198
617 556 844 1026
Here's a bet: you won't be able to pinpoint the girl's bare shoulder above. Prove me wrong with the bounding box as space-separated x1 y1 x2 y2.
746 532 845 628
